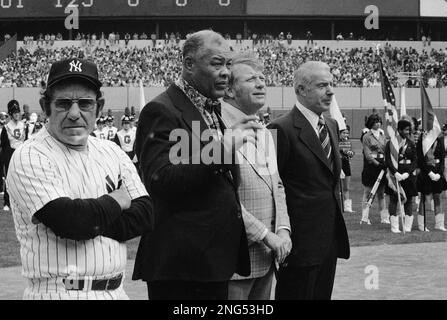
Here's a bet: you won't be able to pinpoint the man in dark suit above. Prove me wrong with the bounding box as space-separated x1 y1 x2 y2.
268 61 350 300
133 30 262 300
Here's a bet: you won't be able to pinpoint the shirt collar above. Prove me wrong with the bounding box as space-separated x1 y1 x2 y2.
220 100 248 128
294 100 321 134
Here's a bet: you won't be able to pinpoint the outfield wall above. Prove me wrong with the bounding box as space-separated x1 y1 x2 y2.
0 86 445 138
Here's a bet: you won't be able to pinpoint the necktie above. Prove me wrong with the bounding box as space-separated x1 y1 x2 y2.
318 116 333 168
204 99 222 117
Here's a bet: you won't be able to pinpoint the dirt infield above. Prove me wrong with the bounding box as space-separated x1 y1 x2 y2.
1 241 446 300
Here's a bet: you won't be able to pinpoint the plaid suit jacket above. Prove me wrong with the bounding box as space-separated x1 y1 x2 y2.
221 102 290 279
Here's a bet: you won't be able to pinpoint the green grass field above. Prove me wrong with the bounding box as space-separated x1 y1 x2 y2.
2 139 447 268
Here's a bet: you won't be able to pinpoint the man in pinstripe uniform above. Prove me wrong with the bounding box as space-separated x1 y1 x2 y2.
221 53 291 300
6 59 153 300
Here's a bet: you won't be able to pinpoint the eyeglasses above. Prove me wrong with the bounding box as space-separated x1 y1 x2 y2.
52 98 97 111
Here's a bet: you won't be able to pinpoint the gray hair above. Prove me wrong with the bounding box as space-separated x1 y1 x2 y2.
228 51 264 87
182 30 226 60
293 61 331 94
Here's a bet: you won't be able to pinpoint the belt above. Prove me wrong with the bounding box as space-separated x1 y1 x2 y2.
371 153 384 159
399 160 411 164
62 273 123 291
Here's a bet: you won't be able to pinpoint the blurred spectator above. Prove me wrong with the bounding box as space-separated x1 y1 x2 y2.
306 31 313 45
150 32 157 47
108 31 115 45
252 32 258 46
236 32 242 44
286 32 292 45
141 32 148 40
4 34 11 42
133 33 139 40
37 33 44 45
336 33 344 41
125 33 131 46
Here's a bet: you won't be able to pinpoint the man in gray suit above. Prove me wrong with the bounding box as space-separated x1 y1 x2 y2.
221 52 292 300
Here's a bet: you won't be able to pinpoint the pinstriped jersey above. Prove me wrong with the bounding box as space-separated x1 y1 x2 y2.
6 127 148 299
116 129 135 153
5 120 26 149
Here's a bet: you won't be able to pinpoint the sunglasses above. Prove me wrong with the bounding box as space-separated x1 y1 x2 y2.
53 98 97 111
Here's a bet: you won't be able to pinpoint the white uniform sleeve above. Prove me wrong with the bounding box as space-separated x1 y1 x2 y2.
115 145 148 200
6 146 68 218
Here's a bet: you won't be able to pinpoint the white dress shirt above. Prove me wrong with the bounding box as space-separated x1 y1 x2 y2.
294 100 321 137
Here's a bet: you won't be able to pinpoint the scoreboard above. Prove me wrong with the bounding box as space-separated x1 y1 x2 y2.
0 0 245 18
0 0 428 18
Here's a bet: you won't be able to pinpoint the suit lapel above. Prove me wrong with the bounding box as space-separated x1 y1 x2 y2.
293 107 333 173
167 85 239 188
220 102 273 190
167 84 208 147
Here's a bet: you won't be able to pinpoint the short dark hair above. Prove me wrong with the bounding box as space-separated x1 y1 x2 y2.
397 119 412 131
365 114 382 129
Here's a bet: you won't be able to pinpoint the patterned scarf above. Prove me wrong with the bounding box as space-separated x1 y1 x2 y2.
175 77 223 140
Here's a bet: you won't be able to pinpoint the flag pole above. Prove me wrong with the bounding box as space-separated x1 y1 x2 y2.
396 181 405 235
419 74 428 232
365 169 385 209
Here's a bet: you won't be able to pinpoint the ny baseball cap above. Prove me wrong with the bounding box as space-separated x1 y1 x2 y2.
46 58 102 89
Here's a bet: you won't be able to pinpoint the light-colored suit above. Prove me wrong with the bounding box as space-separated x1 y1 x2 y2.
220 102 290 287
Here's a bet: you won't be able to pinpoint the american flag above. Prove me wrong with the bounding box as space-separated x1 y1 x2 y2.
378 55 407 204
421 84 441 156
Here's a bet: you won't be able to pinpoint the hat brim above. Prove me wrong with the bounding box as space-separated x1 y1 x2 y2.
47 74 102 89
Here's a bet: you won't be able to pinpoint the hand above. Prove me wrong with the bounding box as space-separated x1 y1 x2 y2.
401 172 410 180
428 171 439 181
263 231 291 264
276 229 292 255
394 172 403 182
346 151 354 158
222 116 263 153
108 187 131 211
434 174 441 182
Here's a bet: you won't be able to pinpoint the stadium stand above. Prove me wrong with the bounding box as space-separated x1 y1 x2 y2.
1 39 446 89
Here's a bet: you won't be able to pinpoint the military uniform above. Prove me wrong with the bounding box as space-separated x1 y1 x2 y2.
416 136 447 231
385 138 418 232
361 129 389 224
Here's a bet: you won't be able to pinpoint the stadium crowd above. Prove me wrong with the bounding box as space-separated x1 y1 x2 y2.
1 38 446 88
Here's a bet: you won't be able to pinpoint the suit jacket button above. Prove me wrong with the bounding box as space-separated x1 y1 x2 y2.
237 208 242 218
